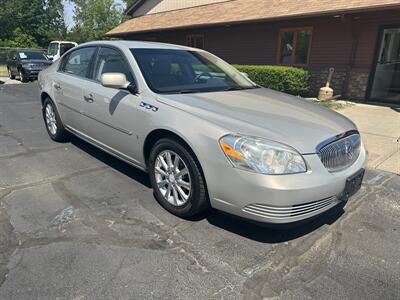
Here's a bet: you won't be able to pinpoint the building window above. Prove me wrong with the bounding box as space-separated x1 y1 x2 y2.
187 34 204 49
277 27 312 66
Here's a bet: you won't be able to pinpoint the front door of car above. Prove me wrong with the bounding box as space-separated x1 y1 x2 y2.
81 47 143 164
54 46 97 130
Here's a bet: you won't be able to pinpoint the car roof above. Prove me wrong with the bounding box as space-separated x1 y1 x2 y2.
50 41 77 44
16 49 44 52
80 40 198 51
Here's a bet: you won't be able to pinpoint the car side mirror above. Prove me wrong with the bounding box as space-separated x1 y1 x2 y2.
101 73 129 89
101 73 138 94
126 82 138 95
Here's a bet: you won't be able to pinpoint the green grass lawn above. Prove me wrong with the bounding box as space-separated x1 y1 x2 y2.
307 99 354 110
0 65 8 77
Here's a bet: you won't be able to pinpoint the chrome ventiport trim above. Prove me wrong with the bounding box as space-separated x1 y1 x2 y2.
242 196 339 220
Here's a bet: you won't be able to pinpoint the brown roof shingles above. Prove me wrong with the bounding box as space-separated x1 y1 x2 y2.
106 0 400 36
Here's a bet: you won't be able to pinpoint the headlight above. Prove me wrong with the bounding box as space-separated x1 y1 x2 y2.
219 135 307 175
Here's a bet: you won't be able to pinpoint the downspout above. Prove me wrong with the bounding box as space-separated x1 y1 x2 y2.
343 17 359 99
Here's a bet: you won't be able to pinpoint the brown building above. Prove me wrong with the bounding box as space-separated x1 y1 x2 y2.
107 0 400 103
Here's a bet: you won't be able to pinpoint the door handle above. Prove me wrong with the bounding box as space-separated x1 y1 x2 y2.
54 83 61 90
83 94 94 103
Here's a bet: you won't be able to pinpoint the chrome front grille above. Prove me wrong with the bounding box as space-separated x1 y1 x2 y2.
318 133 361 172
31 64 45 69
242 196 338 220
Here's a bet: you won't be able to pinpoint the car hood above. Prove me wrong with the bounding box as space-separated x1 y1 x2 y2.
157 88 356 154
21 59 52 65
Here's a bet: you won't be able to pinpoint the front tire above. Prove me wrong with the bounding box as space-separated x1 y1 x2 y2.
19 69 28 82
42 98 69 142
8 67 15 79
148 138 209 218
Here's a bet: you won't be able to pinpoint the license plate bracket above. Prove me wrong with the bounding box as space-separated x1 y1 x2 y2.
343 169 365 201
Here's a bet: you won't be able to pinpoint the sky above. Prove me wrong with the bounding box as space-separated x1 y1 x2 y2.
63 0 126 28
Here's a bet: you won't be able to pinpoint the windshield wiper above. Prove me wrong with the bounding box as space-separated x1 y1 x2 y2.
224 86 261 91
176 89 201 94
223 86 247 91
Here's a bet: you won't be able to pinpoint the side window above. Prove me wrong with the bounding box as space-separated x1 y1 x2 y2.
93 47 134 82
61 47 96 78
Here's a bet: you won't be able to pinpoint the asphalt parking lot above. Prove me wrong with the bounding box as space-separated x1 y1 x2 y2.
0 82 399 300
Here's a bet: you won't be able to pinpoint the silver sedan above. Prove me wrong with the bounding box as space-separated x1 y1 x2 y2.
38 41 367 224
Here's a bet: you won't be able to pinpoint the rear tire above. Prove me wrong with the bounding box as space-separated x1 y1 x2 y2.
8 67 15 79
148 138 209 218
42 98 70 142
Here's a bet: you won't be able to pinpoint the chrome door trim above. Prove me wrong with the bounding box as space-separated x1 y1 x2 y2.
59 102 133 136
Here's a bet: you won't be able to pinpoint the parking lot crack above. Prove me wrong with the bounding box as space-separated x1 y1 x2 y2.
0 166 108 192
0 202 18 288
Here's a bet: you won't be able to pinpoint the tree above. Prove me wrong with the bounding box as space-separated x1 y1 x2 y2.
71 0 124 42
1 28 39 48
0 0 66 48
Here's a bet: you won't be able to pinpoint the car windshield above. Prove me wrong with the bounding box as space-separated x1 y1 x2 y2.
18 51 47 60
130 48 258 94
48 43 59 56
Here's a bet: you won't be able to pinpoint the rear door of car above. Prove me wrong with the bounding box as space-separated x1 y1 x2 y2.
81 46 143 164
54 46 97 130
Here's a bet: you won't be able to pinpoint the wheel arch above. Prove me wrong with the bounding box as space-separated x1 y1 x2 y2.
143 129 197 166
40 93 62 118
40 92 51 106
143 128 209 187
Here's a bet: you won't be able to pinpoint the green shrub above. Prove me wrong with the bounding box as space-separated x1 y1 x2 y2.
234 65 310 96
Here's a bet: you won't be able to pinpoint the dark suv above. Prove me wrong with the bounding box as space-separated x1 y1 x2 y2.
7 49 52 82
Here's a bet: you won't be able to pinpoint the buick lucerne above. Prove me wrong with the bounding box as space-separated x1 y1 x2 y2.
38 41 367 224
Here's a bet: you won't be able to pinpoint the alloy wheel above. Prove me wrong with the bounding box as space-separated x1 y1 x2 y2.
45 103 57 136
154 150 192 207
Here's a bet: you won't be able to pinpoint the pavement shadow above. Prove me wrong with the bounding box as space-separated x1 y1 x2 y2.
70 136 151 188
201 203 346 243
70 135 345 243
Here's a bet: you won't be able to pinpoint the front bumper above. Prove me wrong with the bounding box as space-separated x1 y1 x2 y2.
202 145 368 224
21 68 47 78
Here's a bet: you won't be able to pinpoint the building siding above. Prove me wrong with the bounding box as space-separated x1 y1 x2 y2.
127 9 400 99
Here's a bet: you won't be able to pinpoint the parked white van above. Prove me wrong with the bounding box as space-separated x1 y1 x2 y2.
47 41 78 61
